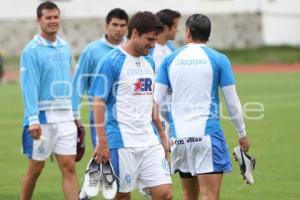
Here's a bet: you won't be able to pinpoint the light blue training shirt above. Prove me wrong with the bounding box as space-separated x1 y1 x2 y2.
20 34 73 126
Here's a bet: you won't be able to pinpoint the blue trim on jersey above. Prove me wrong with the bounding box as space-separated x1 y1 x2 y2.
166 41 176 51
144 56 155 71
89 49 126 148
156 46 188 89
110 148 120 191
22 126 33 159
169 112 177 138
72 38 117 116
202 46 235 134
38 111 47 124
156 46 187 139
151 122 161 142
148 48 154 56
89 111 97 149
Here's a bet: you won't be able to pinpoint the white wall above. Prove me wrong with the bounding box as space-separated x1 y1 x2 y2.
0 0 261 19
260 0 300 46
1 0 300 47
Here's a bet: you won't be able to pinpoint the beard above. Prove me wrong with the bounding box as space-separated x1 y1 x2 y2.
135 44 149 56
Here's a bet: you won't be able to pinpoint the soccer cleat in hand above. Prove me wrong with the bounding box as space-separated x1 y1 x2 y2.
233 146 256 184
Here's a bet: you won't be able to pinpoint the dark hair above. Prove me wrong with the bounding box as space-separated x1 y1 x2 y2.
37 1 60 18
106 8 129 24
127 11 163 38
186 14 211 41
156 9 181 29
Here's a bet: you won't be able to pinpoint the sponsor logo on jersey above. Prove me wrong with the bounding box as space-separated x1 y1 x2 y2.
175 58 207 66
133 78 153 96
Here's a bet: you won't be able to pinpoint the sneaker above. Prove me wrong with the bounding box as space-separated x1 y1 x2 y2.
78 189 89 200
101 161 117 200
82 158 101 197
233 146 256 184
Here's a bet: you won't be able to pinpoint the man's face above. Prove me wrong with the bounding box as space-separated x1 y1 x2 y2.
106 17 128 44
38 9 60 36
167 18 179 40
134 31 158 56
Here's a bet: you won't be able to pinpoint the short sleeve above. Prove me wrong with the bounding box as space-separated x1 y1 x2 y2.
220 54 235 87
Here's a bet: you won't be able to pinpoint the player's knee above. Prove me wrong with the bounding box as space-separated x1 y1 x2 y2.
158 190 173 200
30 162 45 177
59 160 76 175
62 164 76 175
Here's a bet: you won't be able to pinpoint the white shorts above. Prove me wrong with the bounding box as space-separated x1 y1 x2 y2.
170 131 232 176
110 144 172 193
22 121 77 161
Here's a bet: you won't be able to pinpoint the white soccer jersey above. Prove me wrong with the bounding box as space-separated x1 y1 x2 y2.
151 43 173 73
155 43 236 138
89 47 160 148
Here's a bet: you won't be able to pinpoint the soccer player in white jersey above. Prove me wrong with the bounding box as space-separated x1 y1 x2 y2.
151 9 181 73
151 9 181 143
72 8 128 148
20 1 78 199
154 14 251 200
89 11 173 200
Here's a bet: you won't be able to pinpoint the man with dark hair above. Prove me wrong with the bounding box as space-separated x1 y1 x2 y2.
152 9 181 71
151 9 181 148
89 11 172 200
20 1 78 200
154 13 251 200
72 8 128 149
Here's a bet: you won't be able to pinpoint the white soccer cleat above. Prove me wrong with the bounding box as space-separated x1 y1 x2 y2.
233 146 256 184
101 161 117 200
82 158 101 198
78 188 88 200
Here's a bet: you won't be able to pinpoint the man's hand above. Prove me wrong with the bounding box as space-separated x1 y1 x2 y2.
239 136 250 152
29 124 41 139
94 139 110 163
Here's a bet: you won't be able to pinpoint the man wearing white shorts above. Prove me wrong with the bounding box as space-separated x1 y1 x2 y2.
154 14 251 200
89 11 172 200
20 1 78 199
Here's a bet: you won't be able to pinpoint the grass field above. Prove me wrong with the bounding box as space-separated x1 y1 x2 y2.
0 72 300 199
2 46 300 71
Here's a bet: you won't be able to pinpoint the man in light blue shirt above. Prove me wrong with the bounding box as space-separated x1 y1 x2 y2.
72 8 128 148
20 1 78 199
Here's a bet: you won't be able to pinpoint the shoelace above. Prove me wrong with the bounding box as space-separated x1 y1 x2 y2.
103 174 115 189
89 171 100 187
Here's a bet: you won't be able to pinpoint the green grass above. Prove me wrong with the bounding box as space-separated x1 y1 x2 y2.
0 73 300 199
219 45 300 65
2 46 300 71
